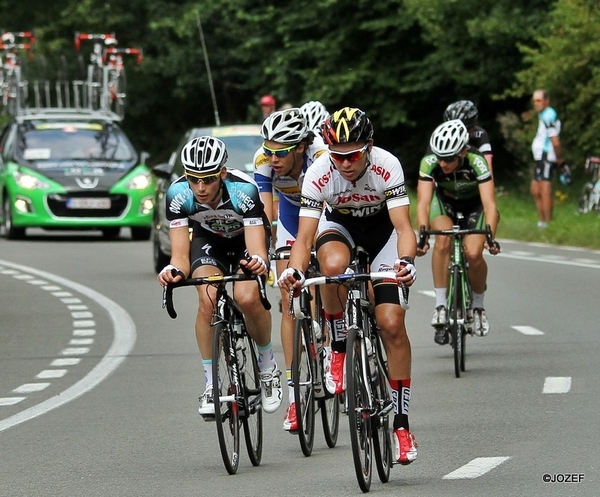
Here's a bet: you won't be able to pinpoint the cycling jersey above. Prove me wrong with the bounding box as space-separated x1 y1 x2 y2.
532 106 561 161
254 141 327 246
300 146 410 231
419 148 492 202
165 169 267 238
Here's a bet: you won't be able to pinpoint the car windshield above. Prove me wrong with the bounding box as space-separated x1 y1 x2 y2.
218 135 263 173
19 122 136 161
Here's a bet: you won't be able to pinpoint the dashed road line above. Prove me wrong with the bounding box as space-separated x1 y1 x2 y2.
443 457 510 479
543 376 572 394
511 325 545 336
0 259 136 433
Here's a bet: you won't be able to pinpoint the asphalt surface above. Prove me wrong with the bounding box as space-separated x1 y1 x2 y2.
1 230 599 496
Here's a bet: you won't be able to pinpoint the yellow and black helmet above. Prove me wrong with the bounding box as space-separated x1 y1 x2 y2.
322 107 373 145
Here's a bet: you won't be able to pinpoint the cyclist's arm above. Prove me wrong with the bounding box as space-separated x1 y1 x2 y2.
416 179 434 231
289 216 318 273
389 206 417 285
478 180 499 237
550 135 564 165
242 224 270 275
158 225 191 284
259 191 275 226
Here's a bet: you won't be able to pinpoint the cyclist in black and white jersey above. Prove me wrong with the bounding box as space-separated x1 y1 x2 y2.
253 107 327 431
417 120 500 344
278 107 419 465
157 136 282 418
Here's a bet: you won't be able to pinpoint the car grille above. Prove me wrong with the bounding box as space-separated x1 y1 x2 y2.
47 193 129 218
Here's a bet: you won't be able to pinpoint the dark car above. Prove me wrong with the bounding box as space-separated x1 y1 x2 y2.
0 108 155 239
151 124 262 272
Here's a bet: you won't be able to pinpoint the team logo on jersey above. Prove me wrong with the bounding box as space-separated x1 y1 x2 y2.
301 197 322 210
169 192 188 214
334 193 381 205
370 164 391 181
384 184 407 198
310 166 334 192
335 204 382 217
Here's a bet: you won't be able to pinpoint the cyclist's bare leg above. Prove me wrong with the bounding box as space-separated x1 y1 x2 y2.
316 239 351 314
277 258 294 373
376 303 411 379
233 279 272 347
193 265 223 359
463 234 487 294
430 215 453 289
530 179 553 223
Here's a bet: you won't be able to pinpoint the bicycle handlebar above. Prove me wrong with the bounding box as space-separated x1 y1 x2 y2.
74 32 117 51
293 271 409 311
419 224 498 252
162 270 271 319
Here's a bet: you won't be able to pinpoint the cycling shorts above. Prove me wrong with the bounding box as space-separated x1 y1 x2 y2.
430 194 485 230
533 157 556 182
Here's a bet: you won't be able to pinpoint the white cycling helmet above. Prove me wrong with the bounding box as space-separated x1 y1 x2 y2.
300 100 329 132
430 119 469 157
261 108 308 144
180 136 228 175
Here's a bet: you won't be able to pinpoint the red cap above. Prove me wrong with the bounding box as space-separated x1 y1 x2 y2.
260 94 276 105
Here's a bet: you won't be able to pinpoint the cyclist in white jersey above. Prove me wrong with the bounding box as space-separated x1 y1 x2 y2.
278 107 419 465
254 108 327 431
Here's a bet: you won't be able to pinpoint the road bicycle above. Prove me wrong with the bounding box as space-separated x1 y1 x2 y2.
74 32 143 117
162 263 271 475
0 31 35 114
419 219 496 378
577 156 600 214
298 247 408 492
276 250 340 457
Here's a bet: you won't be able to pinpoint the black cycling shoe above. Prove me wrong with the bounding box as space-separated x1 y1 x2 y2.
434 327 449 345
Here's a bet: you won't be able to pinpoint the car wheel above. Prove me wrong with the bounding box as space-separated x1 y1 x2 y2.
153 228 170 273
102 227 121 239
131 226 151 241
2 196 26 240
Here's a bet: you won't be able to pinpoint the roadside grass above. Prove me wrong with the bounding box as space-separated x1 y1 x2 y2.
408 184 600 250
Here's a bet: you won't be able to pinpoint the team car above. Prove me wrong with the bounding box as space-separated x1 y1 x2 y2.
151 124 262 272
0 108 155 240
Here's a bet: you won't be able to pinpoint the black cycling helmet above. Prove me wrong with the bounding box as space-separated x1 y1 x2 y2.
444 100 479 128
322 107 373 145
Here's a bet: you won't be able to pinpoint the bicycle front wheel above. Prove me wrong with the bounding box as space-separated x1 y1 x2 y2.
346 326 373 492
293 317 316 456
449 265 462 378
213 322 241 474
240 334 263 466
372 342 392 483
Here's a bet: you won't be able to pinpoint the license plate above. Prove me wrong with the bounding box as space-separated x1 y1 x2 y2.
66 198 111 209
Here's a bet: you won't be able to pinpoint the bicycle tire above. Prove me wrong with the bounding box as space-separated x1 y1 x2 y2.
293 316 316 456
346 325 373 492
577 183 594 214
241 333 263 466
450 265 462 378
212 321 241 475
372 337 392 483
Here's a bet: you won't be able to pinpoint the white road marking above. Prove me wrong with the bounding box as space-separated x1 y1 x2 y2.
418 290 436 298
13 274 33 280
71 311 93 318
0 398 26 406
51 358 81 366
62 347 90 355
73 320 95 328
69 339 94 345
443 457 510 479
41 285 61 291
51 291 73 297
27 279 48 285
543 376 572 394
37 370 68 379
13 383 51 393
0 259 136 433
499 252 600 270
73 329 96 337
67 305 88 310
511 325 545 336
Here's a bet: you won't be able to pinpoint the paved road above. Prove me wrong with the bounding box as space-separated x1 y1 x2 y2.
1 231 598 496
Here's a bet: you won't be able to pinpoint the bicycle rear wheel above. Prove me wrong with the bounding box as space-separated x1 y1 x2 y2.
346 326 373 492
450 265 462 378
293 317 316 456
212 322 241 474
372 340 392 483
319 392 340 448
240 334 263 466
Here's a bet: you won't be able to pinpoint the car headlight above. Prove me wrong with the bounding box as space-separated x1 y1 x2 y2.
126 172 152 190
14 171 50 189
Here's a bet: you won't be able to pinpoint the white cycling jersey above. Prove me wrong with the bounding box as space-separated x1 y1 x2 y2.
300 146 409 229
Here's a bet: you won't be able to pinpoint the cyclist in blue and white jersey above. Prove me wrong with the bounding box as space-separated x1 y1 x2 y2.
158 136 282 418
253 107 327 432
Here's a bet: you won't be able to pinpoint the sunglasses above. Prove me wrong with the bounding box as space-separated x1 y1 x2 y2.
330 144 369 163
436 154 459 163
263 143 297 158
186 171 221 184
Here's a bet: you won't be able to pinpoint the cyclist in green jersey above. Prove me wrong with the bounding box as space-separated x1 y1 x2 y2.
416 120 500 344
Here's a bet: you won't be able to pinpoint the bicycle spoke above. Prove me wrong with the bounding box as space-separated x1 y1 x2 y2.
241 334 263 467
293 318 316 456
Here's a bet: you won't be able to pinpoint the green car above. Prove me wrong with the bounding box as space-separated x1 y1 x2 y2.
0 108 155 240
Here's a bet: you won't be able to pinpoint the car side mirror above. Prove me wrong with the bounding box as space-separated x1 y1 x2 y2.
152 162 173 180
140 151 151 165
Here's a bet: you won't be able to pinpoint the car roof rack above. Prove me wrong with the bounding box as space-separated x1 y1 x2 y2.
15 107 122 124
